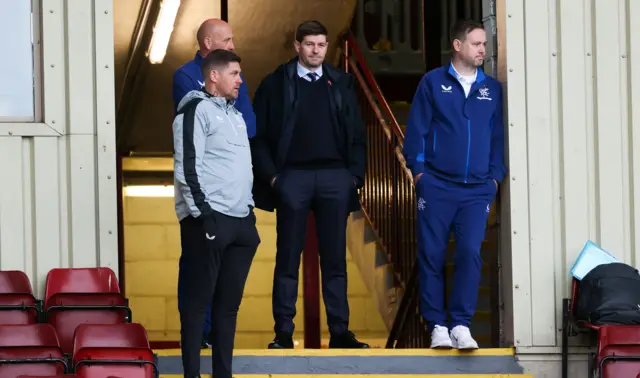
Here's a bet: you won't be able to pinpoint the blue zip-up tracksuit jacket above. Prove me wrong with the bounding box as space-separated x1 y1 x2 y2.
402 64 506 184
172 51 256 138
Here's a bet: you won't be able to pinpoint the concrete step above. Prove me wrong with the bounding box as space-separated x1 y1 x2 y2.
161 375 531 378
155 348 529 376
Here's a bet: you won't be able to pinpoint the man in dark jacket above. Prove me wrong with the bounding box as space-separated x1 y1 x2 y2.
250 20 368 349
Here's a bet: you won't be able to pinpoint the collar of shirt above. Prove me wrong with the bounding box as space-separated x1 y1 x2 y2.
297 62 323 80
451 64 477 87
202 89 237 110
195 50 204 65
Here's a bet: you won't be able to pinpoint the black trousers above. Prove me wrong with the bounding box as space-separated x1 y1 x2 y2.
272 168 352 336
178 209 260 378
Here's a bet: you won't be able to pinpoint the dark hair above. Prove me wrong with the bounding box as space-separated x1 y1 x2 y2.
295 20 328 43
201 49 241 79
450 19 484 43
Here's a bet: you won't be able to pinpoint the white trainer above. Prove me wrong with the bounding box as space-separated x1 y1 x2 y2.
450 325 479 350
430 325 453 349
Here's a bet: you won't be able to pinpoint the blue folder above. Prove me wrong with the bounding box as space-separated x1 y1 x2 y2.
570 240 620 280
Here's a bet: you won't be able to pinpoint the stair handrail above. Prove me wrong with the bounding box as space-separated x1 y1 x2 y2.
342 31 417 201
343 33 405 146
340 30 428 348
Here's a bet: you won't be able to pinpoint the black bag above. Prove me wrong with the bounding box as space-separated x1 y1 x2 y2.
575 262 640 325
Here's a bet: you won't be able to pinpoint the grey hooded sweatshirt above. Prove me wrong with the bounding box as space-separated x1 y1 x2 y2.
172 89 254 221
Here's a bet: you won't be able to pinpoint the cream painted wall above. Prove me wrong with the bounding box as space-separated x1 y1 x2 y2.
0 0 118 297
500 0 640 358
123 195 388 348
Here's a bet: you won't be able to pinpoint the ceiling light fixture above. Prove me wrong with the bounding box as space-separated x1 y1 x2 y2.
147 0 181 64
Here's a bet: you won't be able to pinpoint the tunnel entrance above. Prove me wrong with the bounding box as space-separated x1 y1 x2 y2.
113 0 506 349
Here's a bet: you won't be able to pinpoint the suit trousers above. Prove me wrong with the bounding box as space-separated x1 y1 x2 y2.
272 168 353 337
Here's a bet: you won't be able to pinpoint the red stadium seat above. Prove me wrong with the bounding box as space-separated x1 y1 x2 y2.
72 323 157 378
18 376 78 378
563 278 640 378
596 325 640 378
72 323 151 353
0 271 39 324
46 293 130 355
43 268 131 354
44 268 121 305
0 324 67 377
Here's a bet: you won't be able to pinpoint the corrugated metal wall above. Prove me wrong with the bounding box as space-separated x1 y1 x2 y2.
500 0 640 351
0 0 118 298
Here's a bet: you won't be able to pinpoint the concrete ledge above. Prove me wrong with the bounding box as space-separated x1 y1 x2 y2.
159 375 533 378
154 347 515 357
156 351 524 375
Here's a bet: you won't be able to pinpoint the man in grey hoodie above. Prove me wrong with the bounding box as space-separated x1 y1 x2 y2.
172 49 259 378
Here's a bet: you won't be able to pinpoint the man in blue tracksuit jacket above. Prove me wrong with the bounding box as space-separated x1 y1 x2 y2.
173 18 256 137
172 18 256 349
402 19 507 350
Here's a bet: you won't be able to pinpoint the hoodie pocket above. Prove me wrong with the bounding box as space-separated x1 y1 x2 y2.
225 134 249 147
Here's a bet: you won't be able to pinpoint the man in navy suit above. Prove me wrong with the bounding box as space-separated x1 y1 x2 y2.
251 20 368 349
172 18 257 349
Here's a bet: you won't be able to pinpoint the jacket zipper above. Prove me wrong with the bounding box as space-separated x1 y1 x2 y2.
445 74 475 183
464 119 470 183
224 107 239 136
433 130 437 153
453 77 472 183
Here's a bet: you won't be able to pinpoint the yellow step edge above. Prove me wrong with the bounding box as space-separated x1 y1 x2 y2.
154 348 515 357
160 375 533 378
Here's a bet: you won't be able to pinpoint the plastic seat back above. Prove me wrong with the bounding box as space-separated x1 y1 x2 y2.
0 324 66 377
45 268 120 308
73 323 150 354
597 325 640 378
0 324 60 347
73 323 156 378
46 293 129 354
0 294 38 325
74 349 156 378
0 271 39 325
0 271 33 294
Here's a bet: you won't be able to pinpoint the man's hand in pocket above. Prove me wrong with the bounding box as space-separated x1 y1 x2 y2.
203 214 217 241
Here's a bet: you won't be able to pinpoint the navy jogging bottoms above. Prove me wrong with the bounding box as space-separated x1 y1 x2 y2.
415 171 497 332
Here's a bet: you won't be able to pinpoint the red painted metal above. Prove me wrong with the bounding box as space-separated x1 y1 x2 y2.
302 213 321 348
149 341 179 349
344 33 404 142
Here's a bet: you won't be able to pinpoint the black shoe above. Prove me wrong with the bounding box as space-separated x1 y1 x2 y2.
268 332 294 349
329 331 370 348
201 334 211 349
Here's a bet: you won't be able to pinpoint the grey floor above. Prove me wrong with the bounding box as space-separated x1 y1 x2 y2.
157 354 525 375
